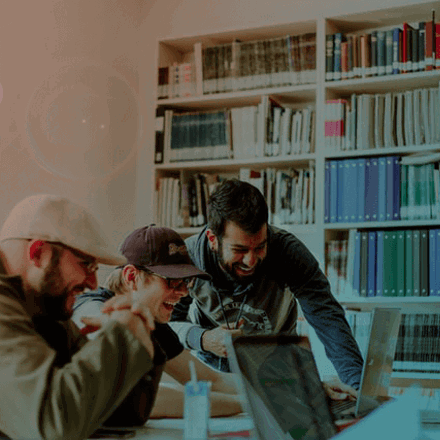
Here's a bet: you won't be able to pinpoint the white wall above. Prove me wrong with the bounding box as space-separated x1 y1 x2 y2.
0 0 430 284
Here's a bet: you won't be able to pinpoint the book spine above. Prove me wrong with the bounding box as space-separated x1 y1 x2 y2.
376 230 384 296
418 22 426 71
436 23 440 69
325 34 334 81
360 231 369 297
425 21 434 70
367 231 377 297
370 30 378 76
420 229 429 296
393 27 401 74
405 230 414 296
377 31 386 76
154 107 166 164
396 230 405 296
333 33 342 81
413 229 421 296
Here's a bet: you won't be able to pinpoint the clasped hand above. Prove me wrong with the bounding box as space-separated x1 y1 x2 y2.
81 291 155 358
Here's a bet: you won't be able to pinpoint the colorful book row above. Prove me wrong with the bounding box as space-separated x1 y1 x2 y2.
324 85 440 152
157 33 317 99
345 228 440 297
324 156 400 224
326 19 440 81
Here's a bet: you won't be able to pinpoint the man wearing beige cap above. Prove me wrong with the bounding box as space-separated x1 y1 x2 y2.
73 224 242 419
0 194 166 440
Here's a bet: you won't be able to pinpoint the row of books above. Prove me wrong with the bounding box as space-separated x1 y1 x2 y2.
328 228 440 298
155 108 232 163
155 167 315 229
326 19 440 81
157 33 317 99
231 98 315 159
239 165 315 226
324 85 440 152
155 98 316 164
325 155 440 225
346 310 440 374
155 174 225 229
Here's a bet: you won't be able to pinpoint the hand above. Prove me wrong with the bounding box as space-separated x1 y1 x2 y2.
202 319 244 358
322 380 358 401
81 304 155 358
101 285 163 318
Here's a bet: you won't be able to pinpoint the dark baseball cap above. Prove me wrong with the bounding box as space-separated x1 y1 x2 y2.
120 224 210 280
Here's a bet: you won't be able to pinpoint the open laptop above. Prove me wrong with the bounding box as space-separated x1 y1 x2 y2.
331 307 402 419
225 308 401 440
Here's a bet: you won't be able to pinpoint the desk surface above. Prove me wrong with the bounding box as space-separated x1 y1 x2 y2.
93 416 254 440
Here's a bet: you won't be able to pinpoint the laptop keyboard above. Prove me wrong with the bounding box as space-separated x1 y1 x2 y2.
330 399 356 414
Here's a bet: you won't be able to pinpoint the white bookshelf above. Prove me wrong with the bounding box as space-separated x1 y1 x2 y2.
152 0 440 383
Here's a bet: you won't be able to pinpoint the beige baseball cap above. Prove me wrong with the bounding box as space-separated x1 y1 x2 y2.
0 194 126 266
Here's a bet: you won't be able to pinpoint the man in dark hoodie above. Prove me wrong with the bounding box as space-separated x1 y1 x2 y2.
170 179 363 396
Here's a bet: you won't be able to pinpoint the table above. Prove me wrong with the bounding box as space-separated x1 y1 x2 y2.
92 415 254 439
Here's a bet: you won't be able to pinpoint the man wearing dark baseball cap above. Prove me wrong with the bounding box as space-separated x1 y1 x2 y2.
73 224 242 419
0 194 157 440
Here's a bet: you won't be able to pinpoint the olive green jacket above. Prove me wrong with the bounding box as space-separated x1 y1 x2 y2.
0 260 157 440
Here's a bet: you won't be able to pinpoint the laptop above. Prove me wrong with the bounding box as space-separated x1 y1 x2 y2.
331 307 402 419
225 308 401 440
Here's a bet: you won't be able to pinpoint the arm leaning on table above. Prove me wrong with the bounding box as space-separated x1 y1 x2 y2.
151 349 243 418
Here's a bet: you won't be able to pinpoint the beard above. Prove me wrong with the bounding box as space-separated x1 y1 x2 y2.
215 239 263 284
32 248 84 321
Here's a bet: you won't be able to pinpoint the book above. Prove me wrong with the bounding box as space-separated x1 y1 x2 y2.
352 231 362 296
193 42 204 96
329 160 338 223
365 157 379 222
324 162 330 223
413 229 421 296
359 231 369 297
377 30 386 76
325 34 334 81
356 158 366 222
154 107 166 164
385 30 394 75
396 230 406 296
157 66 170 99
420 229 429 296
383 230 398 296
376 230 384 296
402 22 414 73
425 20 434 70
404 230 414 296
392 27 402 74
378 156 387 222
367 231 377 297
370 30 378 76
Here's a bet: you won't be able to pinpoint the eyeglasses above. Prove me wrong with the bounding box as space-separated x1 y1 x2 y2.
163 277 195 291
134 266 195 290
150 272 195 290
51 243 99 276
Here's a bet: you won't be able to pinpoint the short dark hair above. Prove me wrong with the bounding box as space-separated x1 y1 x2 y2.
207 179 268 238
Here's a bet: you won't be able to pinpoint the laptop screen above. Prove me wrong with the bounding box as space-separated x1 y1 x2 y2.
228 334 337 440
